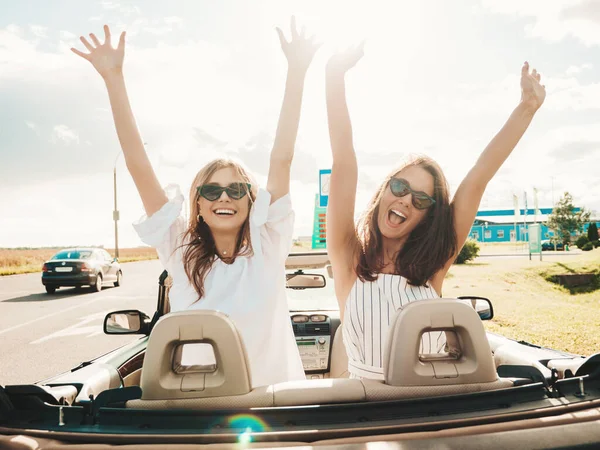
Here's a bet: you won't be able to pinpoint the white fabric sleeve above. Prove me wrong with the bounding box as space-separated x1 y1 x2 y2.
250 188 295 264
132 184 186 270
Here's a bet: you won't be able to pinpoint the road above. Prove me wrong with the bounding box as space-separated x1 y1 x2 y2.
477 250 582 260
0 250 585 386
0 260 161 386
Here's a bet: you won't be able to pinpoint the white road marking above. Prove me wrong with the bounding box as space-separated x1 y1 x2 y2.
30 312 109 344
0 293 146 337
0 297 104 337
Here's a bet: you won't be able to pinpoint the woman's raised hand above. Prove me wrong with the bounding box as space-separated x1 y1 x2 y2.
276 16 321 75
71 25 126 80
520 61 546 112
326 42 365 77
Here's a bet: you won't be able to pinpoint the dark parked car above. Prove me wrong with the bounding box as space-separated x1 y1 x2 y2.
41 248 122 294
541 240 564 251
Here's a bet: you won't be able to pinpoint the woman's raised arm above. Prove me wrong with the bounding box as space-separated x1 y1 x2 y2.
72 25 167 217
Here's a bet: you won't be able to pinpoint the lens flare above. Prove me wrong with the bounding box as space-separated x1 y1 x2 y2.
227 414 270 443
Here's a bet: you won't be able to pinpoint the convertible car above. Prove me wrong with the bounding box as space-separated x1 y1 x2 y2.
1 252 599 449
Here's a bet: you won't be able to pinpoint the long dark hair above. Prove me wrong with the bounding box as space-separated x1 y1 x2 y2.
180 158 256 301
355 156 457 286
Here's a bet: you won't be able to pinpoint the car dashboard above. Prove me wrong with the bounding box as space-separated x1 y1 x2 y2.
290 311 340 377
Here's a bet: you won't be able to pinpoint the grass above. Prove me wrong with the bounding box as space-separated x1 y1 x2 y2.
444 247 600 356
0 247 158 276
537 259 600 295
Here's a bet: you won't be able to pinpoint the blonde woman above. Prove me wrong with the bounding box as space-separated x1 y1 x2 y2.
72 19 320 387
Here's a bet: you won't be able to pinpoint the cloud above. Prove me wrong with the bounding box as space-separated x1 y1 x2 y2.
3 2 600 247
25 121 38 133
164 17 184 27
426 70 600 115
566 63 593 76
193 127 228 150
6 24 21 34
29 25 48 39
100 1 141 16
60 30 77 40
0 172 146 248
139 17 185 36
562 0 600 23
480 0 600 46
545 79 600 112
0 25 84 82
549 141 600 161
115 17 185 37
52 125 79 145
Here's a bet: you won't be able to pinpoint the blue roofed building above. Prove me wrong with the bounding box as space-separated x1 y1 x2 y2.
469 208 599 243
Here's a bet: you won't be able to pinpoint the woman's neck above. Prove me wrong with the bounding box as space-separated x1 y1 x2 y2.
212 232 239 259
381 234 409 269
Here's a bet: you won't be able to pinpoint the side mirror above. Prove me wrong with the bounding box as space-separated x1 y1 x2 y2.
456 296 494 321
112 257 119 263
104 310 150 335
286 272 326 289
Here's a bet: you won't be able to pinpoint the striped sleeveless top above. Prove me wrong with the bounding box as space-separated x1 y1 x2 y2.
341 274 446 380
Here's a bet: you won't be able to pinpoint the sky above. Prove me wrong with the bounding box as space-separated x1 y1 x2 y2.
1 0 599 248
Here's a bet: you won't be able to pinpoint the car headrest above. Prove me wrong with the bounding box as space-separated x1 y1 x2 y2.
383 298 497 386
140 310 252 400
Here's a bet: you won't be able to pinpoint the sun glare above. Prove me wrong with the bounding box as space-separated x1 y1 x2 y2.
276 0 427 53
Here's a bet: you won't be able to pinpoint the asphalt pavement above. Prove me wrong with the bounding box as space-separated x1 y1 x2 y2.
0 260 161 386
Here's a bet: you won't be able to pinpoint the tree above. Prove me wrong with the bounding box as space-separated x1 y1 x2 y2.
588 222 599 242
455 239 480 264
547 192 591 245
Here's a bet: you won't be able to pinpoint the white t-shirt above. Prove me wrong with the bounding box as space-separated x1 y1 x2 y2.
133 184 305 388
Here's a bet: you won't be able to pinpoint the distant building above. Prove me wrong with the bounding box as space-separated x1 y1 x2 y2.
469 207 599 243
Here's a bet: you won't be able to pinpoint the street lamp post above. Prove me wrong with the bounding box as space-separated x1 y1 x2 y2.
113 152 122 259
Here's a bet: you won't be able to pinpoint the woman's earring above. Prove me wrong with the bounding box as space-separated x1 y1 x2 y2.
197 213 203 222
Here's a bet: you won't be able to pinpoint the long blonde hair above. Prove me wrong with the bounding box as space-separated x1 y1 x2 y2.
180 158 257 301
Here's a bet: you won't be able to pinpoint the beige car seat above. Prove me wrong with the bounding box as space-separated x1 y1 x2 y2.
127 310 276 409
362 299 514 400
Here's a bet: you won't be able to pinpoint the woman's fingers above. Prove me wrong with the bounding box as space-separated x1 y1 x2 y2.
275 27 287 48
89 33 101 47
79 36 94 52
117 31 126 50
70 47 90 60
103 25 111 44
290 16 299 40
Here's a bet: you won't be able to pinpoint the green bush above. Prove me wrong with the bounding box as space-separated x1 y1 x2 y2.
582 242 594 251
593 240 600 248
455 239 480 264
575 235 589 249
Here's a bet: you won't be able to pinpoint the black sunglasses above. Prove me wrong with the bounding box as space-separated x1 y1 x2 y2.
389 177 436 210
197 182 252 201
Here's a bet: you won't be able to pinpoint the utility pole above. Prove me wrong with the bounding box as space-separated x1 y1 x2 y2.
113 152 122 259
533 187 539 224
523 191 528 247
513 193 519 243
